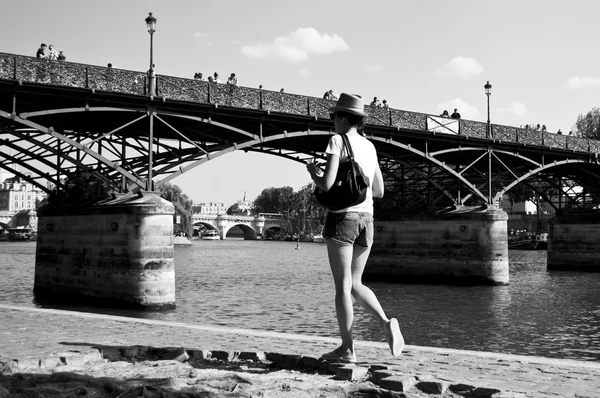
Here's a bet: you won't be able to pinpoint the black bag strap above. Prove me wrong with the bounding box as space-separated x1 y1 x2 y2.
340 133 355 160
339 133 357 179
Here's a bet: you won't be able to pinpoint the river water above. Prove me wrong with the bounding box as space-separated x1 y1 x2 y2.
1 240 600 362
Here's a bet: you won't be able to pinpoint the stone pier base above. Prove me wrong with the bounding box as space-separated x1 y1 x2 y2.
366 206 509 285
548 213 600 271
34 192 176 309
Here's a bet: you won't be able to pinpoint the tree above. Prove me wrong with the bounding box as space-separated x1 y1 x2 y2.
253 186 295 214
158 183 193 237
253 184 326 235
573 107 600 139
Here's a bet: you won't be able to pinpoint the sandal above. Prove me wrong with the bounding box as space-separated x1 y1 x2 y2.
319 348 356 363
385 318 404 357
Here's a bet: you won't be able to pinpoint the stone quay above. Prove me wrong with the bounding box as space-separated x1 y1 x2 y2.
1 305 598 397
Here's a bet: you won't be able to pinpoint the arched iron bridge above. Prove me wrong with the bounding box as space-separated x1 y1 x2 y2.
1 52 600 217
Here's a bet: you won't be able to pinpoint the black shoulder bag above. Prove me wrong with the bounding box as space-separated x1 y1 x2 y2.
314 134 370 211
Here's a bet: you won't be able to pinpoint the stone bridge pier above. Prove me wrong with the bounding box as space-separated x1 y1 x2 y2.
367 206 509 286
548 212 600 272
34 193 176 309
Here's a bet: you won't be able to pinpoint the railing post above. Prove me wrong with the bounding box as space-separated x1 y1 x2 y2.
85 66 89 89
259 88 263 110
13 56 17 80
208 83 211 103
307 97 310 115
388 109 392 126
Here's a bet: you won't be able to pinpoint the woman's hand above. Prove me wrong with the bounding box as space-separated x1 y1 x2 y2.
306 159 323 178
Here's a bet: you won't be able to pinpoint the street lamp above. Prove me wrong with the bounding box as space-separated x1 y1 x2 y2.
484 80 493 205
484 80 492 139
145 12 157 96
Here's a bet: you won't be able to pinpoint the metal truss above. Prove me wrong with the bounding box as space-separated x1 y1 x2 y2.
2 85 600 218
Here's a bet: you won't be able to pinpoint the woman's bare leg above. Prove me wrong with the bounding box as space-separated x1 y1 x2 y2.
350 244 389 329
326 240 355 353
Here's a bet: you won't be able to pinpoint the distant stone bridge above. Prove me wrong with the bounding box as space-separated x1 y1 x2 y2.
191 213 283 240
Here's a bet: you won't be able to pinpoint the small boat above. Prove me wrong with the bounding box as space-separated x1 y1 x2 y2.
7 227 35 241
312 234 325 243
201 230 220 240
508 232 547 250
533 233 548 250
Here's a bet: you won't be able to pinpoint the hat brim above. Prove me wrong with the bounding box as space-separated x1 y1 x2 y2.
329 105 366 117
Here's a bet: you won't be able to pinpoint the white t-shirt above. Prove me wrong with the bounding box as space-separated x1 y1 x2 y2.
325 133 378 214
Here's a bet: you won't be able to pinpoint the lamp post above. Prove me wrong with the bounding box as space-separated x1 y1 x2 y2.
484 80 492 139
145 12 157 97
484 80 493 205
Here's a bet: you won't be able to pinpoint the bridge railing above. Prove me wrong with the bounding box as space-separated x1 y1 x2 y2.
1 52 599 154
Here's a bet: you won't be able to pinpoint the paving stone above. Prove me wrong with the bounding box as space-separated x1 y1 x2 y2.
335 364 369 381
370 369 397 383
236 351 264 362
450 383 477 394
210 350 235 361
467 387 503 397
61 355 86 367
299 356 320 369
415 379 449 394
186 349 211 360
378 375 417 392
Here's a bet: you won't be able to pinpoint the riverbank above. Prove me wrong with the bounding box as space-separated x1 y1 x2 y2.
0 305 598 397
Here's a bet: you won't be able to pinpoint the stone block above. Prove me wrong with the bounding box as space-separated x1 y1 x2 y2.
99 346 123 361
39 357 61 369
155 347 188 362
416 379 449 394
265 353 301 369
299 356 321 370
238 351 266 362
211 350 235 361
449 383 476 394
187 349 211 360
468 387 502 397
378 375 417 392
82 349 102 363
16 357 41 371
370 369 397 383
335 365 369 381
61 355 86 367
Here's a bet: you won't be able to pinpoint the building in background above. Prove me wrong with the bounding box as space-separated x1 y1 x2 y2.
192 202 228 215
0 176 47 212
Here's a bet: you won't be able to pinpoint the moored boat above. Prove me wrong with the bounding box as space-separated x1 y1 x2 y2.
201 230 220 240
7 227 34 241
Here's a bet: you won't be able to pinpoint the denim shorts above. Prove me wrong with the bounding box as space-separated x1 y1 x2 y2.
323 212 374 247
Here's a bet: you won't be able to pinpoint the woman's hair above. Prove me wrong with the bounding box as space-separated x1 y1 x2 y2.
337 111 365 133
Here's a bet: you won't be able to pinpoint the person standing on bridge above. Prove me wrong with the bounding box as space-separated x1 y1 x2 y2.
306 93 404 363
36 43 47 58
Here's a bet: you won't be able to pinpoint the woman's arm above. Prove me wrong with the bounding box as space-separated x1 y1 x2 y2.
372 163 384 198
307 153 340 192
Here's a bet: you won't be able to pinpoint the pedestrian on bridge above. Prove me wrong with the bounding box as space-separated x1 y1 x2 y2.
306 93 403 363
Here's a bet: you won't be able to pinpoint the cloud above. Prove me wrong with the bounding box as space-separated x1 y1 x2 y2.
299 70 311 77
193 32 209 39
434 57 484 79
564 77 600 89
241 27 349 62
437 98 479 120
365 65 383 72
499 101 527 116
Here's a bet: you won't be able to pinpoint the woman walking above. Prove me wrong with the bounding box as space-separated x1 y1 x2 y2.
306 93 404 363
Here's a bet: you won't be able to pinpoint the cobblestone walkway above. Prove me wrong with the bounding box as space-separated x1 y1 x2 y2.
0 305 599 397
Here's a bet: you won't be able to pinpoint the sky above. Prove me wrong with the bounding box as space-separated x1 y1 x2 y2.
2 0 600 205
